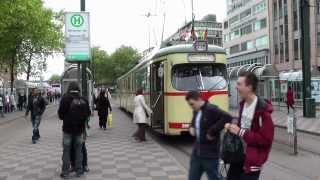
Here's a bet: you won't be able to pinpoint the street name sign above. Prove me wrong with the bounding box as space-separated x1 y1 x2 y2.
65 12 91 62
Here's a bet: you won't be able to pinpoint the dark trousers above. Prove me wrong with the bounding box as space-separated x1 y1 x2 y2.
188 155 220 180
227 162 261 180
31 115 41 140
71 142 87 168
99 115 107 129
133 123 146 141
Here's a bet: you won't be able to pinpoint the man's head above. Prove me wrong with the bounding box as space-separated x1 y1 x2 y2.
68 82 80 94
236 72 258 99
185 91 205 112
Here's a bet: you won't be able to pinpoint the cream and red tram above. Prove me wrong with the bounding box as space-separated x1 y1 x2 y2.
118 44 228 135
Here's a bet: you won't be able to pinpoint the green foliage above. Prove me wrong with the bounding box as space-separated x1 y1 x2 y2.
92 46 140 84
49 74 61 82
0 0 63 80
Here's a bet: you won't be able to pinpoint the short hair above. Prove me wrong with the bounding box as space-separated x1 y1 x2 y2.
136 88 143 95
185 91 201 101
239 71 258 92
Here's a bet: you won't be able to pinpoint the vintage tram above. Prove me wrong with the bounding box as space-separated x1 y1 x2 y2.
117 43 228 135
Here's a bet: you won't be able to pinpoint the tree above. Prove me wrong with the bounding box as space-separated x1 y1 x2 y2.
49 74 61 82
0 0 63 91
92 46 140 85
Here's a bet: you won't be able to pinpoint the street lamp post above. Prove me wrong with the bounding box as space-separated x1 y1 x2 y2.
81 0 88 99
300 0 315 117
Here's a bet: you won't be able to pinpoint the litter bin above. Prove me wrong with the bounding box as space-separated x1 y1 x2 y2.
305 98 316 118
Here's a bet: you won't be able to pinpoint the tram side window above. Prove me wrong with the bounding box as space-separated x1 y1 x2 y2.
172 63 227 91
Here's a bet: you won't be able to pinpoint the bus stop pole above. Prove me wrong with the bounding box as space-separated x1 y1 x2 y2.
81 0 88 98
77 62 81 91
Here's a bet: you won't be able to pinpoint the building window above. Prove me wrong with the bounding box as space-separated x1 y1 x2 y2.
224 21 229 29
247 41 254 49
273 2 278 19
256 35 268 48
280 25 284 35
285 40 289 62
275 44 279 55
279 0 283 19
230 44 240 54
241 42 248 51
254 1 266 14
240 8 251 20
229 15 239 25
254 18 267 31
280 42 284 63
240 24 252 36
317 0 320 14
230 29 240 40
294 39 299 60
293 11 298 31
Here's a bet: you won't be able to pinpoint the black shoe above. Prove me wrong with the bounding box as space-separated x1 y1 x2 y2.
32 140 36 144
83 166 90 172
60 173 69 179
76 172 84 177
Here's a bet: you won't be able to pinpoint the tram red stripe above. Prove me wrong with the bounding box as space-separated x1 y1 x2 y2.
169 123 191 129
164 91 228 101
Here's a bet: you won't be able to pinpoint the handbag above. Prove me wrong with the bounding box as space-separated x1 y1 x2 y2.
221 131 245 164
107 113 113 128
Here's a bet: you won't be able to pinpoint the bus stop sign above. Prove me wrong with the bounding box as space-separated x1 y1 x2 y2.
65 12 91 62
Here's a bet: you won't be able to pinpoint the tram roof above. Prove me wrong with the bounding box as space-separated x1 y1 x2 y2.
117 44 225 80
153 44 225 59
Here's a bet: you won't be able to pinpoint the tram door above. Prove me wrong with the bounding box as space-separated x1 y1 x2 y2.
150 62 164 131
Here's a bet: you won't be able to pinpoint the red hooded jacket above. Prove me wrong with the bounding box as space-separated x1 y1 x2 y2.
238 98 274 173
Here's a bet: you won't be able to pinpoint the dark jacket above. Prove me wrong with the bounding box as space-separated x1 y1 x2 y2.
58 92 91 135
26 95 46 116
96 95 112 117
238 98 274 173
191 102 232 158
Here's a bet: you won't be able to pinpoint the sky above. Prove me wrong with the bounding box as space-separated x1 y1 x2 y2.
42 0 227 80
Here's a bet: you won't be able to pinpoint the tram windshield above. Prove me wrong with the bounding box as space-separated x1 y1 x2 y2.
172 63 227 91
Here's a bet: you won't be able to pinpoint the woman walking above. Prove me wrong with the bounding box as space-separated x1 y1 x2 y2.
132 89 152 142
286 86 295 114
96 90 112 130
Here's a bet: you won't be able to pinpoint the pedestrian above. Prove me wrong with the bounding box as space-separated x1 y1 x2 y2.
225 72 274 180
186 91 232 180
132 89 152 142
96 90 112 130
25 89 46 144
10 93 16 112
286 86 295 114
58 82 91 178
4 92 10 113
18 93 23 111
0 94 4 117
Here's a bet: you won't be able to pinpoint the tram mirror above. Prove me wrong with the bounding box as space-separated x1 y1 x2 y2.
158 66 164 78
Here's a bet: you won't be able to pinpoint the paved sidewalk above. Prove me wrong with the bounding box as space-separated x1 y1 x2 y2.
230 107 320 135
0 107 187 180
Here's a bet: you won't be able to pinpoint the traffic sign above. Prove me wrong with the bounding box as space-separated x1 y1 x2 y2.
65 12 91 62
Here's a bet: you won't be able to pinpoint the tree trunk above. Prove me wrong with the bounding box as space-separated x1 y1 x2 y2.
26 59 32 81
10 55 15 93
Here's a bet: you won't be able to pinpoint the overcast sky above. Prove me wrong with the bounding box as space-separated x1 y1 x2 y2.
42 0 227 80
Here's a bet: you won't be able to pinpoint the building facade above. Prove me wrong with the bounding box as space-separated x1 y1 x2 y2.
224 0 269 68
161 14 223 48
269 0 320 103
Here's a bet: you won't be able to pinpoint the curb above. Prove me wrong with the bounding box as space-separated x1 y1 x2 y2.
275 125 320 136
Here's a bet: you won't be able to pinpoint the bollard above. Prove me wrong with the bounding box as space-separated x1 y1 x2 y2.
287 111 298 155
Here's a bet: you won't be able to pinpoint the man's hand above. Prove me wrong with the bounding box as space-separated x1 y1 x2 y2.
25 112 29 117
189 127 195 136
227 124 241 135
206 134 214 141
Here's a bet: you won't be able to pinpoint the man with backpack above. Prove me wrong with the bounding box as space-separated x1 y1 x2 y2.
25 89 46 144
225 72 274 180
58 82 91 178
186 91 232 180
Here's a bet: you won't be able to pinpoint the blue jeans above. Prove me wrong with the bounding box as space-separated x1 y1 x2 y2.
189 155 220 180
31 115 41 140
62 133 84 175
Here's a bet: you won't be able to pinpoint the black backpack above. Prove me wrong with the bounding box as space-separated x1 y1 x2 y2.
221 131 245 164
69 96 88 124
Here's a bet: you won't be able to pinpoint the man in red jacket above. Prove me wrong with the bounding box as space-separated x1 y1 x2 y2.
225 72 274 180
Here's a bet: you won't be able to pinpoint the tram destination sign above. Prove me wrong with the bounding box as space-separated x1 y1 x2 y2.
64 12 91 62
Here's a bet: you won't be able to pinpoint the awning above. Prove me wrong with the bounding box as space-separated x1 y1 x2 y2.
279 71 302 81
228 64 278 79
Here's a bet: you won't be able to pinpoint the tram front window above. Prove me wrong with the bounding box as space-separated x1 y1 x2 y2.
172 63 227 91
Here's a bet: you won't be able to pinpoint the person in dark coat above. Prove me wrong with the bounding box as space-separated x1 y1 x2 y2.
25 89 46 144
286 86 295 113
96 90 112 130
58 82 91 178
186 91 232 180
